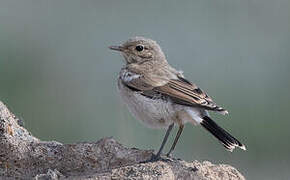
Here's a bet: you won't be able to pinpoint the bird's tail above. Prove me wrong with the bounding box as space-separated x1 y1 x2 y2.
200 116 246 152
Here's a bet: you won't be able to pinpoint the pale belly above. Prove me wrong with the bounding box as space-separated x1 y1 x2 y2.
117 80 178 129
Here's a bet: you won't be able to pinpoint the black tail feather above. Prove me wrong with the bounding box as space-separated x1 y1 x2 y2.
201 116 246 151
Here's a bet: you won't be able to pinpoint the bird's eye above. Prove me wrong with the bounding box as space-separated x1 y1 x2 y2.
135 45 144 52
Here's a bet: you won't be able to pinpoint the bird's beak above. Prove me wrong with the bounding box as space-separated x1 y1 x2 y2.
109 45 124 52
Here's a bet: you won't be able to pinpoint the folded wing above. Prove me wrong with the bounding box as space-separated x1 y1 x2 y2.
120 69 228 114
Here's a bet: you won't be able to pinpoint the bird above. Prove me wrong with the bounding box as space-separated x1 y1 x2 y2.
109 37 246 161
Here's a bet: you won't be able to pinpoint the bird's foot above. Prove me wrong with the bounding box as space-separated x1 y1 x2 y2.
141 153 169 163
166 153 172 158
166 153 180 161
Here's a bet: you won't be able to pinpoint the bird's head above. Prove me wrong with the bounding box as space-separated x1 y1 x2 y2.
109 37 166 64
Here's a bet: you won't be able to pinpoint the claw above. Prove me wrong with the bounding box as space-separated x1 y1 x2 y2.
140 153 174 163
166 153 172 158
140 154 162 163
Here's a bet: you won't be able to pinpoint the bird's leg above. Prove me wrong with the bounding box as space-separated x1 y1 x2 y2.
166 124 184 157
149 123 174 162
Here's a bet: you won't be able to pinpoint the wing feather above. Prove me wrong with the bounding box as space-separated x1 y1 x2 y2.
154 78 227 112
120 68 227 114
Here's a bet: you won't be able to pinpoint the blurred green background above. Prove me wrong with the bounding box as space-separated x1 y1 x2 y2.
1 0 290 179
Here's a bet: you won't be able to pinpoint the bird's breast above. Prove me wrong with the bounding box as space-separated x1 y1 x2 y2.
117 78 176 129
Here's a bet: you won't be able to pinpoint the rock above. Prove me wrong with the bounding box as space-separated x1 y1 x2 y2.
0 101 245 180
34 169 64 180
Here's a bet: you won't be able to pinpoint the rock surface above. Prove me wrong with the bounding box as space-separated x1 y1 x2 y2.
0 101 245 180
